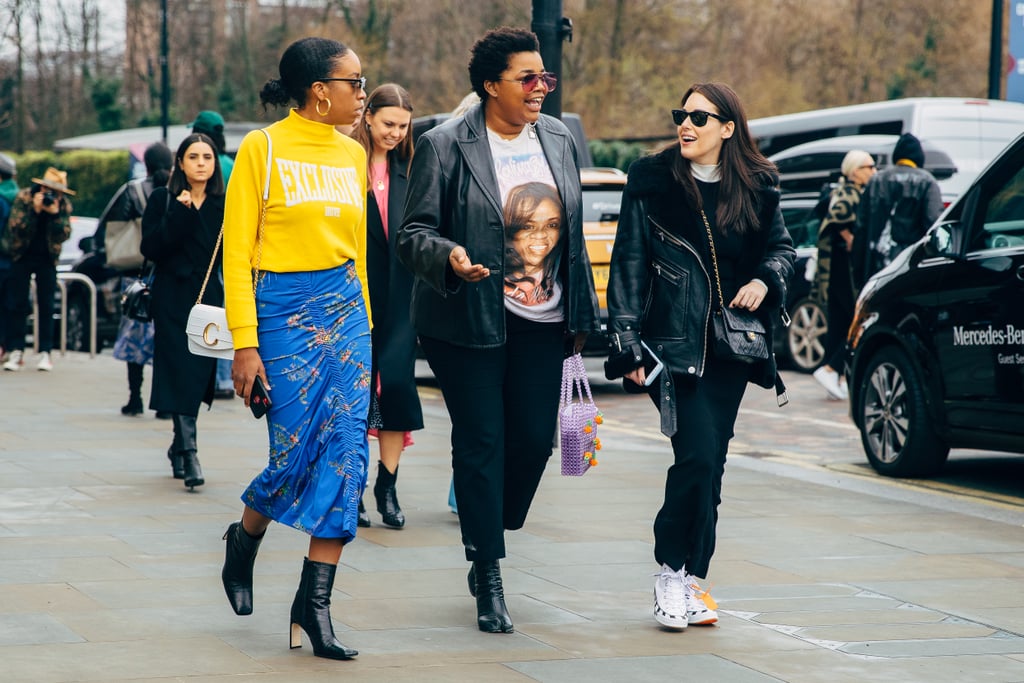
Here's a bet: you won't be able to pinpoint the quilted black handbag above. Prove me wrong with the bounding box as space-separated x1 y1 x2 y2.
702 210 769 364
711 306 768 364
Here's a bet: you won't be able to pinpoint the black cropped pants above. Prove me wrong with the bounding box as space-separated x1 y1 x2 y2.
420 313 565 562
651 354 749 578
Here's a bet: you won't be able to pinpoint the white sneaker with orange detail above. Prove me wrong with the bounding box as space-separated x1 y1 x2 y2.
653 564 688 630
684 573 718 625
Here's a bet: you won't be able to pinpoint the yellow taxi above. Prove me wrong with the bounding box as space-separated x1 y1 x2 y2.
580 167 627 316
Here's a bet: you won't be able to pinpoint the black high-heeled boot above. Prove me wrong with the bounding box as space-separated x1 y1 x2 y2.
372 461 405 528
289 557 358 660
167 447 185 479
472 559 513 633
173 414 204 489
221 521 265 615
121 363 144 416
167 415 184 479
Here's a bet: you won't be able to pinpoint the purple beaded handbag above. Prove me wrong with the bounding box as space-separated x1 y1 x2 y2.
559 353 603 476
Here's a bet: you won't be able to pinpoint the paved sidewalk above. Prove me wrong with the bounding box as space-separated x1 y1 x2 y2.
1 352 1024 682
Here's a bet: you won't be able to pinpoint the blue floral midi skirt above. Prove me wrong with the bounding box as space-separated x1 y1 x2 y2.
241 262 371 542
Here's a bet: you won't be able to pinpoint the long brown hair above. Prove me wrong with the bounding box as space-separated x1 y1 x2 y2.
353 83 414 178
671 82 776 234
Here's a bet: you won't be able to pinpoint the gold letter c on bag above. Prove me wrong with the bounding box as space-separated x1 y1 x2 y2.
203 322 220 346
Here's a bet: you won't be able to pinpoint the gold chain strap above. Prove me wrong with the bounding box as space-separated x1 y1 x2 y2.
700 209 725 310
193 209 265 306
195 226 223 306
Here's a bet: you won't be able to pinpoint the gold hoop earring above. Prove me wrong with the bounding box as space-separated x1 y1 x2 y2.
316 98 332 117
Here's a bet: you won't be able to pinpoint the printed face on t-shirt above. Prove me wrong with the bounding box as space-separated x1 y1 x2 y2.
502 183 563 305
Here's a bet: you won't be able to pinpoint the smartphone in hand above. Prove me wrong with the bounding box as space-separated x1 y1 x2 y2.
640 341 665 386
250 376 272 419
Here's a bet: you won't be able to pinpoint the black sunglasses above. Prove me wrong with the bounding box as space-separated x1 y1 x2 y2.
499 72 558 93
320 76 367 90
672 109 729 127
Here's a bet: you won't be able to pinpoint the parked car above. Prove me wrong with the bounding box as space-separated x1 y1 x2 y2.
770 134 959 204
771 135 961 373
579 167 626 354
751 97 1024 199
777 194 824 372
846 133 1024 478
58 227 124 352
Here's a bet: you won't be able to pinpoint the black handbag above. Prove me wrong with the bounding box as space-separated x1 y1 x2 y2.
702 210 769 364
121 263 154 323
711 306 768 364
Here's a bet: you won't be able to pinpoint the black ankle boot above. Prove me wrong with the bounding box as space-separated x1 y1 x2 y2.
121 397 144 416
357 499 371 528
182 452 204 489
472 560 513 633
372 461 405 528
173 414 203 489
122 363 144 415
167 448 185 479
221 521 264 615
289 557 358 660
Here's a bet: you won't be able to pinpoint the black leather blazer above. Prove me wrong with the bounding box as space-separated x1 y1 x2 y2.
396 103 600 348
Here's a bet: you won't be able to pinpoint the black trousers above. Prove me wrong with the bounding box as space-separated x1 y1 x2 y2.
5 257 56 352
651 354 749 578
420 313 565 562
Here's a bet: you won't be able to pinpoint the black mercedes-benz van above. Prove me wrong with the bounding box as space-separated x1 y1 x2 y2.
847 134 1024 478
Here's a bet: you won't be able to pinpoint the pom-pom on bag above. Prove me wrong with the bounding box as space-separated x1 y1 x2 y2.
559 353 603 476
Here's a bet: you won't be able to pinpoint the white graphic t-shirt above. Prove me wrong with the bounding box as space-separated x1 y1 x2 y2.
488 125 564 322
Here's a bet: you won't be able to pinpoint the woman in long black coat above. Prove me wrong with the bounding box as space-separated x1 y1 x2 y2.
141 132 225 490
354 83 423 528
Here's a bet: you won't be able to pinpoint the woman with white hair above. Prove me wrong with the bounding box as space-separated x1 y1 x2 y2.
811 149 876 400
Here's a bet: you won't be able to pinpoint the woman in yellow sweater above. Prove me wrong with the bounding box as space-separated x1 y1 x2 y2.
219 36 369 661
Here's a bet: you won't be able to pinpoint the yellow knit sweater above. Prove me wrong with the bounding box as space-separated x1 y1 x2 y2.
223 110 370 349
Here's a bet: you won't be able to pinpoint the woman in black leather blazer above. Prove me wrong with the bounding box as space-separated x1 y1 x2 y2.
397 27 599 635
606 82 794 632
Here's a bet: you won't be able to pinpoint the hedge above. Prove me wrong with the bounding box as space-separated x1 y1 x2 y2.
1 149 130 218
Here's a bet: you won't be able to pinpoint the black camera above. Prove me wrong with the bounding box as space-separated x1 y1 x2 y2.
41 190 58 207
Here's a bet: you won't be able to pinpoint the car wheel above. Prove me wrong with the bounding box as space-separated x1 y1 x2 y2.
65 294 90 353
786 297 827 372
858 346 949 478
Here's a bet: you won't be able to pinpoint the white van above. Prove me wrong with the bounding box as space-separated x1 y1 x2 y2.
750 98 1024 194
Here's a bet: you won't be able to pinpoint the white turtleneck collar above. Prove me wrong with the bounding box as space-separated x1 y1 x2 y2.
691 162 721 183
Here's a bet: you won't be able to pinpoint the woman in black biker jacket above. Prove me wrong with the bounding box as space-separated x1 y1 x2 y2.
606 82 794 631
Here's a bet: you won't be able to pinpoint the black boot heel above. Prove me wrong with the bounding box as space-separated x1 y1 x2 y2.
289 558 358 660
221 521 264 615
473 560 513 633
373 461 405 528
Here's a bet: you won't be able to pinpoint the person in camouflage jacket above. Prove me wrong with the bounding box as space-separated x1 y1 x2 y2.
810 150 875 400
2 167 74 371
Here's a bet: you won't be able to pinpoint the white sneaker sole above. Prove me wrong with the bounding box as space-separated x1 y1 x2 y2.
654 600 688 630
687 610 718 625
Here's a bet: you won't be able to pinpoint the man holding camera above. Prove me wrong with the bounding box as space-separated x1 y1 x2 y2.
2 167 74 372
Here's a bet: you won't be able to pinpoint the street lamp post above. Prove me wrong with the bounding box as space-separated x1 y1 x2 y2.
532 0 572 119
160 0 169 144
